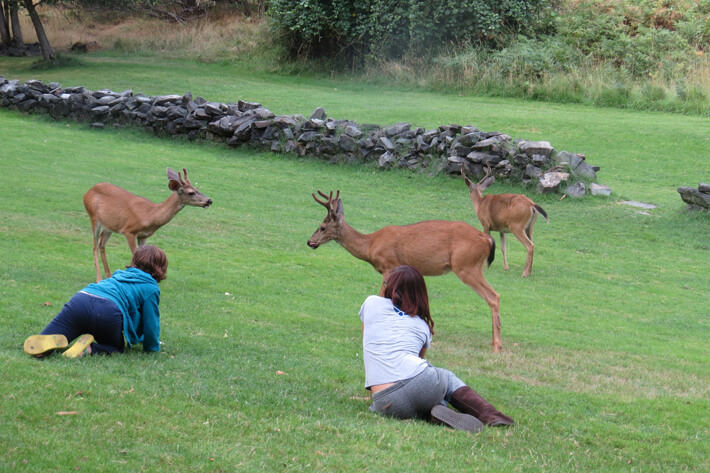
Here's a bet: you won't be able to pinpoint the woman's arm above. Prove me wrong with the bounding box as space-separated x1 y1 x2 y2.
419 347 427 358
141 291 161 352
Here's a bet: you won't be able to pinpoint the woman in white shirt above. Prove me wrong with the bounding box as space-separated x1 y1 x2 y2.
359 265 514 431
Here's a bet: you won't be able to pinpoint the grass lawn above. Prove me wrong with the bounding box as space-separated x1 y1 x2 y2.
1 56 709 472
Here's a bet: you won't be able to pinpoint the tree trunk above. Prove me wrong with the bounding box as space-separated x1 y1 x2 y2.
0 0 11 45
10 0 22 45
258 0 267 15
23 0 54 60
242 0 251 17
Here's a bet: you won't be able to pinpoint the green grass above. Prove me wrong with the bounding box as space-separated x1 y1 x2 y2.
1 56 709 472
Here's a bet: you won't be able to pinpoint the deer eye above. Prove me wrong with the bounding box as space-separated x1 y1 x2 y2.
188 191 195 196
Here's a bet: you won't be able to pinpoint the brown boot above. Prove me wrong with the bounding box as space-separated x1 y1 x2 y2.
450 386 515 427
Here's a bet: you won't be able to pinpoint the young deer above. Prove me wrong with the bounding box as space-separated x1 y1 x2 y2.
84 167 212 282
307 190 504 352
461 165 548 278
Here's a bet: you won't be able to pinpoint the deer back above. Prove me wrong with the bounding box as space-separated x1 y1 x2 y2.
354 220 492 276
83 182 170 234
478 193 537 233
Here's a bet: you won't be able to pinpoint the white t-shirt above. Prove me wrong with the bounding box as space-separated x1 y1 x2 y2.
358 295 432 389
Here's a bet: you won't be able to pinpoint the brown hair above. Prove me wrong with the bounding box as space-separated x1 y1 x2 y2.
129 245 168 283
383 265 434 334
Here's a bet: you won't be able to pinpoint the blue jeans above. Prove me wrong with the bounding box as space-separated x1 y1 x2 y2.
41 292 125 355
369 364 466 419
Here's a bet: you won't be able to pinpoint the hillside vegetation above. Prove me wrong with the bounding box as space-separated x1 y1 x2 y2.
12 0 710 115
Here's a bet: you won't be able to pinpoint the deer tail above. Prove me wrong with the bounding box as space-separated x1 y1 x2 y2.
486 236 496 268
534 204 549 223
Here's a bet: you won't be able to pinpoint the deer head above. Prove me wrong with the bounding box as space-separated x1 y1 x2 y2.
461 163 496 199
307 190 343 249
167 167 213 208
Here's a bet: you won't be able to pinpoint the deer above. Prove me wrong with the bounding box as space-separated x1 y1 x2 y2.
307 190 504 353
83 167 212 282
461 164 548 278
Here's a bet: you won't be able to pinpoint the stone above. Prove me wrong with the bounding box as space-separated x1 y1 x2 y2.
457 132 481 147
466 151 500 165
238 100 261 111
698 183 710 194
678 187 710 210
339 134 357 153
447 155 467 173
537 171 569 194
565 182 586 198
523 164 543 179
621 201 658 209
567 152 597 181
273 116 297 128
203 102 224 116
376 137 395 152
589 183 611 196
378 151 395 168
383 123 410 137
309 107 327 120
531 154 548 167
153 95 183 106
520 140 554 158
254 107 275 120
344 124 363 138
297 131 321 143
208 115 242 136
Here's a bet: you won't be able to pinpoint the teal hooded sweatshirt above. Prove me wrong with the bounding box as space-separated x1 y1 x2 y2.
82 267 161 352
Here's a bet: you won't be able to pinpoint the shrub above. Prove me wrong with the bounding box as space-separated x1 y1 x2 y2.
269 0 549 62
597 81 632 107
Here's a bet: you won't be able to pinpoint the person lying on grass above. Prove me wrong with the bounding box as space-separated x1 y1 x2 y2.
358 265 514 432
23 245 168 358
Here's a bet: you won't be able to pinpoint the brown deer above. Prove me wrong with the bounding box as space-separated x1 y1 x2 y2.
461 164 548 278
84 167 212 282
307 190 504 352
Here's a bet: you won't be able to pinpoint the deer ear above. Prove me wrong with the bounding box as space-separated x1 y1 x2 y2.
167 167 179 181
335 199 344 218
168 179 181 191
481 175 495 189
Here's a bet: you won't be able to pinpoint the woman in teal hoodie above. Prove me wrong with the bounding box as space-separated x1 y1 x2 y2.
24 245 168 358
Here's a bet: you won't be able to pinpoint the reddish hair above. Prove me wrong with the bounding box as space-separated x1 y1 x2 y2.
128 245 168 283
383 265 434 334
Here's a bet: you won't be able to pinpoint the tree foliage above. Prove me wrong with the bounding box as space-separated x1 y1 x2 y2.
269 0 549 61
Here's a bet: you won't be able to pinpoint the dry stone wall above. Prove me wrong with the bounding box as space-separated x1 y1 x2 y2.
0 77 603 195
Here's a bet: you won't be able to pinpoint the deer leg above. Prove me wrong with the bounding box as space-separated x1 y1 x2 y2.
500 232 509 270
378 271 392 297
124 233 138 253
455 266 502 353
91 223 102 283
98 230 113 280
525 212 539 241
511 225 535 278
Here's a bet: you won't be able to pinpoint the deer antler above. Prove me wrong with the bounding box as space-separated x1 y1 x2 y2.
180 168 190 186
313 190 340 213
480 162 493 185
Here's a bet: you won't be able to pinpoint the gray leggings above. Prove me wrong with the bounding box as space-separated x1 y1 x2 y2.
369 364 466 419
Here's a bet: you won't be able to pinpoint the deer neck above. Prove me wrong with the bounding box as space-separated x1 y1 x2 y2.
336 221 373 263
469 189 485 212
151 192 185 227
